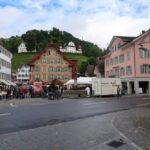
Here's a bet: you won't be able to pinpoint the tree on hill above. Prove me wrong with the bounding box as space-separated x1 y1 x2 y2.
0 36 22 53
0 27 102 58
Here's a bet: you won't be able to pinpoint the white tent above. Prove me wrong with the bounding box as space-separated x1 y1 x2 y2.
65 77 95 85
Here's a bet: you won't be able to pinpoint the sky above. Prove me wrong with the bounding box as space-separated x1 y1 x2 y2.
0 0 150 48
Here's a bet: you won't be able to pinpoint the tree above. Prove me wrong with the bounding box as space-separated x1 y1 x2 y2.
0 36 22 53
78 61 88 74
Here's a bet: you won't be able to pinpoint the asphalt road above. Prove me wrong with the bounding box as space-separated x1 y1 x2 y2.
0 96 150 135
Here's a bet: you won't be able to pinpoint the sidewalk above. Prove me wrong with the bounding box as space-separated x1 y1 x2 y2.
113 107 150 150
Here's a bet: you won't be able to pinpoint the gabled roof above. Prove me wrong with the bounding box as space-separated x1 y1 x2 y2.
107 36 136 49
115 36 136 42
29 43 73 66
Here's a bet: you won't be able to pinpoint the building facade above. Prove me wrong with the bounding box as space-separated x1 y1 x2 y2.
16 65 30 83
30 44 77 83
18 42 27 53
60 41 82 54
104 30 150 94
0 45 12 80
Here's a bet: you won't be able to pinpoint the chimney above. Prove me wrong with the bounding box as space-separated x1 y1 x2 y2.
142 30 145 34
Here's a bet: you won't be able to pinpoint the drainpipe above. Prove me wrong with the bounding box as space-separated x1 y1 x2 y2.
133 43 136 77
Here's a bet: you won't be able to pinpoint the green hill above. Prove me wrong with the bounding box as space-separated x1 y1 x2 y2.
12 52 88 72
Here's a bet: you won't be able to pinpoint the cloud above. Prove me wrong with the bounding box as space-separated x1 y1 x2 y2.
0 0 150 48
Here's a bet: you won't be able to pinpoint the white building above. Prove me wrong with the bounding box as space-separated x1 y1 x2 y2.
16 65 30 82
0 45 12 81
60 41 82 54
18 42 27 53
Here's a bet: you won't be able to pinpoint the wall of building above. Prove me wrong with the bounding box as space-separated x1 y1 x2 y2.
0 45 12 80
105 38 135 78
134 34 150 78
105 31 150 94
30 47 73 83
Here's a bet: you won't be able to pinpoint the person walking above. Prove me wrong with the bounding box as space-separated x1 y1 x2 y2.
117 85 121 97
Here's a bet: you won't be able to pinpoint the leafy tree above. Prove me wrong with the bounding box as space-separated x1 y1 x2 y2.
88 56 97 65
0 36 22 53
78 61 88 74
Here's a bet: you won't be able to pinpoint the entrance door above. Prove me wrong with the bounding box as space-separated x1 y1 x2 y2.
139 81 148 94
129 82 135 94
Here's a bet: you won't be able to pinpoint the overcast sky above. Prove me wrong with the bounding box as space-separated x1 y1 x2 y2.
0 0 150 48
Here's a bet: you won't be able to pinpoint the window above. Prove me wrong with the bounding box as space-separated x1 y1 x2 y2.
120 67 125 76
115 68 119 77
119 55 124 63
127 51 130 60
34 74 40 79
43 66 46 72
42 58 47 63
106 60 109 66
141 64 150 74
34 66 40 72
126 66 132 75
48 74 53 80
110 70 114 76
139 47 150 58
114 56 118 65
110 58 113 65
49 49 56 55
48 67 53 72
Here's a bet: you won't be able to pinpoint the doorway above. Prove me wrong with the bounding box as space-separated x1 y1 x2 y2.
139 81 149 94
129 82 135 94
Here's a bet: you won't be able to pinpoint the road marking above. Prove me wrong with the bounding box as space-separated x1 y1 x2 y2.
0 113 11 116
10 103 16 107
136 102 150 107
83 102 107 105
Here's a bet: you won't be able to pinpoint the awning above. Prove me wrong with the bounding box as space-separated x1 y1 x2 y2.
0 79 11 86
6 80 16 86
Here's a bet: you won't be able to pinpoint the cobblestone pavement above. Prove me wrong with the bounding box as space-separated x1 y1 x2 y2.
114 107 150 150
0 107 150 150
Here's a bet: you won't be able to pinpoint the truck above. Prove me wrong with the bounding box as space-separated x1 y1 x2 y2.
92 78 121 96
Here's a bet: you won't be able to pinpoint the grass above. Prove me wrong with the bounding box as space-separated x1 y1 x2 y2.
64 53 88 67
12 52 88 72
12 53 35 72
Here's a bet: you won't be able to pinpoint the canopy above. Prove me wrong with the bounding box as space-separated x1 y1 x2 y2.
0 79 11 86
6 80 16 86
65 77 95 85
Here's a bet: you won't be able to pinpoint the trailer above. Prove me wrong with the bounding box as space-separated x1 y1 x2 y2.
92 78 121 96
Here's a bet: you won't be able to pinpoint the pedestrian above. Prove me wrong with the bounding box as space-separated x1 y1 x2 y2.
117 85 121 97
85 86 90 97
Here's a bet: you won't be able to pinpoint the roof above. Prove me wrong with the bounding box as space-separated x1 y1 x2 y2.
29 44 73 66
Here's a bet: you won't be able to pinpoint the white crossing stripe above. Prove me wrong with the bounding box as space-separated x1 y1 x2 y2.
0 113 11 116
83 102 107 105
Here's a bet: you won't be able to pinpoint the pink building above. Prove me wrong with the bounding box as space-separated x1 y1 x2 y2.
104 30 150 94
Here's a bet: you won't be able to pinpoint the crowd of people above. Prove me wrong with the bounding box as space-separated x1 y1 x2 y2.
0 84 63 100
